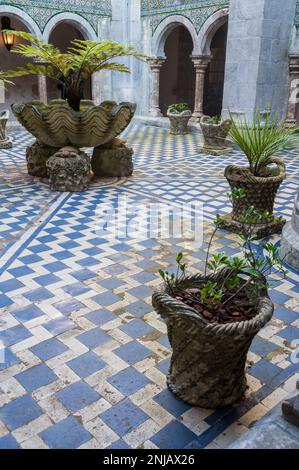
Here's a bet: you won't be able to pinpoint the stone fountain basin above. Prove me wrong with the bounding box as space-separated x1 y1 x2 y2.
11 99 136 148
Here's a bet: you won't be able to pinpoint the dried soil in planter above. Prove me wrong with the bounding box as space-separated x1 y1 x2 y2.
176 288 258 324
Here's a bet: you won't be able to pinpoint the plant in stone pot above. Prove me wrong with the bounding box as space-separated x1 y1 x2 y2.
200 114 232 155
167 102 192 135
0 31 145 187
152 201 287 408
219 110 298 238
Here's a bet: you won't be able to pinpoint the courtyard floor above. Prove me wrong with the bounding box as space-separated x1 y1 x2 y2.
0 123 299 449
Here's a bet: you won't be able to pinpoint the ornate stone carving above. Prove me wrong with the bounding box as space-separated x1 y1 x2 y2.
12 100 136 148
281 188 299 271
0 110 12 149
199 115 232 154
92 140 134 177
26 140 58 178
47 146 91 192
167 109 192 135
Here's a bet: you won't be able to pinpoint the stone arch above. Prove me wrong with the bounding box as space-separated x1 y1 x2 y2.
198 8 229 55
152 15 199 57
43 12 97 42
0 5 41 37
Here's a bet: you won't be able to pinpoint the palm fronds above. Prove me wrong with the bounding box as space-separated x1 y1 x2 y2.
229 110 299 176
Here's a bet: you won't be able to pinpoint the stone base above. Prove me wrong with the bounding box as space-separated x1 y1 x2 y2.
92 144 134 178
199 146 232 156
281 221 299 271
218 213 286 239
282 380 299 428
0 139 12 149
47 146 91 192
26 141 58 178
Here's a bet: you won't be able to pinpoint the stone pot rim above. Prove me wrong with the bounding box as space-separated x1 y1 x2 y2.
225 156 286 185
200 115 231 127
167 108 192 117
152 272 274 336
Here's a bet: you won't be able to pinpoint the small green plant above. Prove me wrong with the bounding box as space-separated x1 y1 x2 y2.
0 30 145 112
168 103 190 114
159 190 287 313
229 109 299 177
206 115 221 125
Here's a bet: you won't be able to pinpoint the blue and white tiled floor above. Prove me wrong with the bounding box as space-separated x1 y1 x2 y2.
0 123 299 449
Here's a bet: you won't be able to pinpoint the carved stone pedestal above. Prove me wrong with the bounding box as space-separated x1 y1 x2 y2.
282 380 299 428
47 146 91 192
26 141 58 178
92 142 134 177
0 110 12 149
281 188 299 271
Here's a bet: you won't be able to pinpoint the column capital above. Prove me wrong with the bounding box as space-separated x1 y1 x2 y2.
147 57 166 70
289 54 299 73
191 55 211 69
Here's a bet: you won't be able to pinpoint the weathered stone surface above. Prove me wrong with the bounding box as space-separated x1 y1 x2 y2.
282 380 299 428
152 274 274 408
167 110 192 135
281 188 299 271
47 146 91 192
26 141 58 178
0 110 12 149
92 142 134 177
12 100 136 148
200 116 232 153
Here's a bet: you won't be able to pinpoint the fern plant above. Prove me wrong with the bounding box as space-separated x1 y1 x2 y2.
0 30 145 111
229 110 298 176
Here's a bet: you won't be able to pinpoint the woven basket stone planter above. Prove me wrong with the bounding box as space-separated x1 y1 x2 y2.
200 116 232 155
152 273 274 408
219 157 286 239
167 109 192 135
47 147 91 192
0 110 12 149
11 99 136 148
281 188 299 271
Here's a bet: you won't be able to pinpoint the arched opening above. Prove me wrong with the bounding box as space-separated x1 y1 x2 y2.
0 15 39 111
203 21 228 117
47 22 92 102
159 25 195 116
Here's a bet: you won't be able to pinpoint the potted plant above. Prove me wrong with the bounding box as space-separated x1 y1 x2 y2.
0 31 144 183
152 201 287 408
200 114 232 155
0 110 12 149
219 111 298 238
167 103 192 135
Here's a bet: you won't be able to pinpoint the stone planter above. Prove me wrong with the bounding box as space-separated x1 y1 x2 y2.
280 188 299 271
167 109 192 135
219 157 286 239
199 116 232 155
11 99 136 148
92 142 134 177
152 273 274 408
0 110 12 149
46 146 91 192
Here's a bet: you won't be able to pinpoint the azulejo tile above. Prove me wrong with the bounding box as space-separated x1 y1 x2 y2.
55 381 101 413
0 395 43 431
67 352 107 378
114 341 152 365
100 399 149 436
15 364 58 393
40 417 92 449
151 420 198 449
30 338 69 361
108 367 151 395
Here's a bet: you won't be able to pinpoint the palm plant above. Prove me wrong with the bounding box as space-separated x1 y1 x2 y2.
229 110 298 176
0 30 145 111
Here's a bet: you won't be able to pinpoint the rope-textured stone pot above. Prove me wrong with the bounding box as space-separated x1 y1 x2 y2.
11 100 136 148
219 157 286 238
167 109 192 135
152 273 274 408
200 116 232 155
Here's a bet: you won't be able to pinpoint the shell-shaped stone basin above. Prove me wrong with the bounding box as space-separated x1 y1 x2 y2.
11 99 136 148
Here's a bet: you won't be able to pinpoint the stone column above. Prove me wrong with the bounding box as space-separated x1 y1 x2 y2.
285 55 299 127
148 57 165 117
281 187 299 271
92 71 101 105
38 74 47 104
191 55 211 121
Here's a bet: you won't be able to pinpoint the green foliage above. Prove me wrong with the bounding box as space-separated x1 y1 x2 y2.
206 115 221 125
0 30 145 111
168 103 190 114
229 109 298 176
